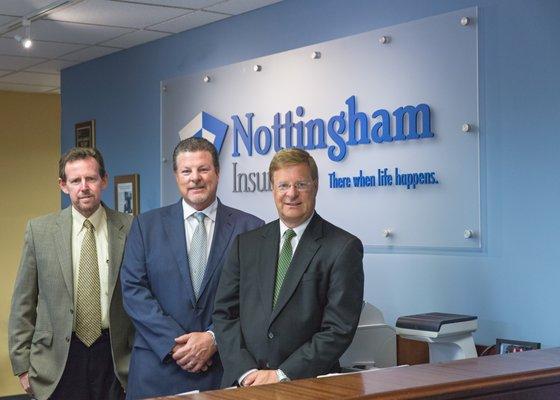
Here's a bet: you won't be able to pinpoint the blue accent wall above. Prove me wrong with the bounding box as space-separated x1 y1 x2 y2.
61 0 560 347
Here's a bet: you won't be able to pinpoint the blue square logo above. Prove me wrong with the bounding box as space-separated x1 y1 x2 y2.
179 112 228 153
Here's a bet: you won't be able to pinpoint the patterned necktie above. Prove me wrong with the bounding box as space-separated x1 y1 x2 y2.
273 229 296 307
189 212 207 299
75 219 102 347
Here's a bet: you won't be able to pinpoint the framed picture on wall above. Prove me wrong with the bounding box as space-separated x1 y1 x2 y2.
114 174 140 216
75 120 96 148
496 338 541 355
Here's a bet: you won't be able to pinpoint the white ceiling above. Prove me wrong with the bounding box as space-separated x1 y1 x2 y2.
0 0 281 94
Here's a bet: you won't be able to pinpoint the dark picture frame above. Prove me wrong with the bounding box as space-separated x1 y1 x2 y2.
75 120 96 148
114 174 140 216
496 338 541 355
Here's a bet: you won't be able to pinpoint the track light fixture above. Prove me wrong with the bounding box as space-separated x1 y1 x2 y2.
14 18 32 49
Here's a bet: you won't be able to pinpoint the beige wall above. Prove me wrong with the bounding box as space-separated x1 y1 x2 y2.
0 90 60 396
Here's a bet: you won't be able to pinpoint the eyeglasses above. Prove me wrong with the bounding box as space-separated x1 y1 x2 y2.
275 181 315 192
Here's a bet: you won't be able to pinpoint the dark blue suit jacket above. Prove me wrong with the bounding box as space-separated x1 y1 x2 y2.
121 199 263 399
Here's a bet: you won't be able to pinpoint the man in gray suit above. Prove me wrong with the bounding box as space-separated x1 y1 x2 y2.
9 147 134 400
214 148 364 387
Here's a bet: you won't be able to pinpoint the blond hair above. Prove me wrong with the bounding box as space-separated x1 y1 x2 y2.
268 148 318 183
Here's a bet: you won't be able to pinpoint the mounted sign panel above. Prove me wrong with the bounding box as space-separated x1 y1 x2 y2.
162 7 480 252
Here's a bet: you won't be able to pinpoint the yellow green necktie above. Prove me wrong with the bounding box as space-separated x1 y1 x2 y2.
75 219 102 347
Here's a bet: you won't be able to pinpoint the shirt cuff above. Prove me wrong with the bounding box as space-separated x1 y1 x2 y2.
238 369 258 386
276 369 290 382
206 330 217 346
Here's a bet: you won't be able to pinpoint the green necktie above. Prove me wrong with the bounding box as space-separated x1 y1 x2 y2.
75 219 102 347
273 229 296 307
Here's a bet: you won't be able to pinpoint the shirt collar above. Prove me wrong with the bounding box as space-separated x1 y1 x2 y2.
72 204 105 231
182 197 218 222
279 212 314 240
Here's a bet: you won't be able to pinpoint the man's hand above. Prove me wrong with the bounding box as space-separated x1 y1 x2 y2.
172 332 217 373
242 370 279 386
18 372 33 395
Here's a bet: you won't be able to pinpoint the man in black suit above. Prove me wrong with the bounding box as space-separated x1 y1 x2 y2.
213 148 364 387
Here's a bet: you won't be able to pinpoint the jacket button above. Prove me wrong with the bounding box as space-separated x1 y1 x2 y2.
268 332 274 339
70 309 74 314
65 336 70 343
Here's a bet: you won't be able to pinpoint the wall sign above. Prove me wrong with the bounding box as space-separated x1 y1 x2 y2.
162 7 480 251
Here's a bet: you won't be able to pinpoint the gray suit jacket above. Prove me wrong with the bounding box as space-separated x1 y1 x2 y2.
213 213 364 387
8 205 134 400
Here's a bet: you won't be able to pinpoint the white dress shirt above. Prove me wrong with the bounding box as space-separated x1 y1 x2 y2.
71 206 110 329
182 198 218 261
278 214 313 256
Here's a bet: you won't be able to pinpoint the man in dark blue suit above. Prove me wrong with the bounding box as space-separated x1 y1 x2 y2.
121 137 263 399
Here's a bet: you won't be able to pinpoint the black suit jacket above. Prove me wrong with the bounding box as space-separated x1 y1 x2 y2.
213 213 364 387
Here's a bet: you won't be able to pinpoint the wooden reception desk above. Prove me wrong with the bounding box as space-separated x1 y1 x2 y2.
152 348 560 399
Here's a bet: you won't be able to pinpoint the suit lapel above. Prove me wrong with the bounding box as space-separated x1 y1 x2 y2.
162 201 196 306
270 214 322 324
106 207 127 302
258 221 280 314
197 200 232 300
54 207 73 298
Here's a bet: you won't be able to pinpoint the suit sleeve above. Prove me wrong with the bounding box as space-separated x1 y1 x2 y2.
120 217 185 362
280 236 364 379
205 215 264 334
8 221 38 376
213 235 258 386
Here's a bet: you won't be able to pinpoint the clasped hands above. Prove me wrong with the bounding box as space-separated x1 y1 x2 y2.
171 332 216 373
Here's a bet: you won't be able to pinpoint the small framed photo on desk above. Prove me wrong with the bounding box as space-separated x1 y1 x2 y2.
114 174 140 215
75 120 96 148
496 338 541 355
